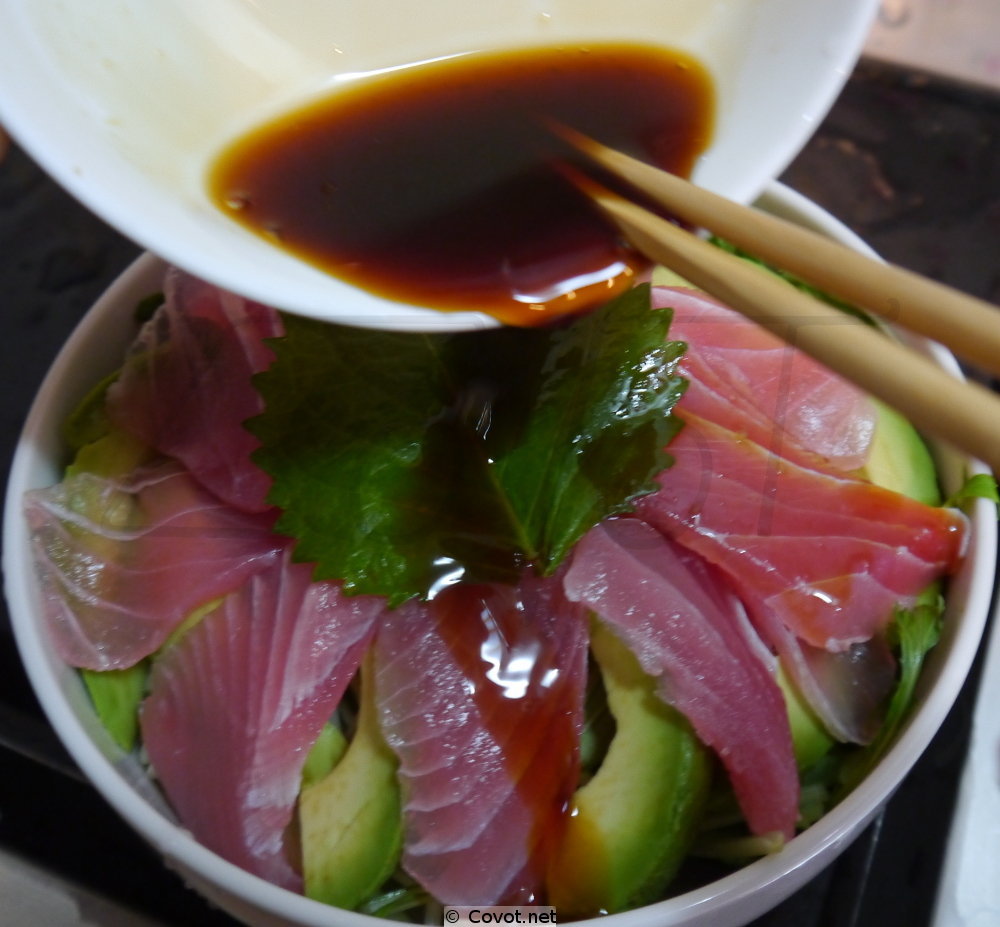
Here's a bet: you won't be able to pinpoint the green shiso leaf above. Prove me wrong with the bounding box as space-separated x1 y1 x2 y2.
490 284 686 573
250 284 685 603
250 321 466 604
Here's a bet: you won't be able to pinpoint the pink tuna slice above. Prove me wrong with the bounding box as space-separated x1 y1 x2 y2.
24 459 287 671
639 412 966 653
652 285 876 472
373 573 588 905
637 412 967 741
106 268 284 513
564 518 798 840
141 553 383 891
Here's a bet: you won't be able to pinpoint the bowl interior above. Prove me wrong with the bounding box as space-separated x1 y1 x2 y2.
0 0 877 328
3 182 996 927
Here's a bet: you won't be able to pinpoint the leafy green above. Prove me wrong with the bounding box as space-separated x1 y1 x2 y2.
250 318 524 603
839 593 945 790
707 236 873 323
944 472 1000 508
360 885 431 919
877 597 944 747
250 284 685 603
490 286 686 571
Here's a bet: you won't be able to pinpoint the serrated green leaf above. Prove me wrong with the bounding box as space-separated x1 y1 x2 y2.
250 285 685 602
250 320 484 603
491 285 685 571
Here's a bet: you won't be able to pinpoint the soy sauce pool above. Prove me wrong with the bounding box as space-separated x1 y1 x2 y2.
209 44 714 326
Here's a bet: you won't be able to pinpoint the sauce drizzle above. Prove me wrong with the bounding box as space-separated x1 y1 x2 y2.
209 44 714 325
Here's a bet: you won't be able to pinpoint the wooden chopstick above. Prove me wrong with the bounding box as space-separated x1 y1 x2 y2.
557 131 1000 473
560 127 1000 377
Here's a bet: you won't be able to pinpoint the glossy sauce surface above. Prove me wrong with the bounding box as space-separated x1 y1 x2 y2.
431 580 583 902
209 44 714 325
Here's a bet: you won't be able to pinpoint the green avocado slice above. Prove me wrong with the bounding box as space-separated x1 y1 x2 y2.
299 657 403 910
81 662 148 752
547 618 711 917
859 399 940 504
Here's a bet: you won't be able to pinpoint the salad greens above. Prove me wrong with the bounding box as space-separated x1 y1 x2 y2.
946 472 1000 508
250 284 686 604
707 236 872 321
837 593 946 791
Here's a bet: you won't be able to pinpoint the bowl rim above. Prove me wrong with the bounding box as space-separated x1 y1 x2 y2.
3 181 996 927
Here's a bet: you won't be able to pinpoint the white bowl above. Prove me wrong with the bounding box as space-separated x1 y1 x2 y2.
0 0 878 329
3 182 996 927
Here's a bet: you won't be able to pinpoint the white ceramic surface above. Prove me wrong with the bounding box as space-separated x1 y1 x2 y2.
3 183 996 927
932 607 1000 927
933 577 1000 925
0 0 878 330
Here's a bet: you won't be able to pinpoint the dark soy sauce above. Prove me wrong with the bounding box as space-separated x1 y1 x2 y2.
209 44 714 325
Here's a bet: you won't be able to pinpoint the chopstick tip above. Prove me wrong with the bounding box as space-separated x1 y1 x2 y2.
539 117 602 156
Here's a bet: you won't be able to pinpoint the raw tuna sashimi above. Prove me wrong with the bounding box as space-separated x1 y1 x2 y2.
106 268 284 513
652 285 876 471
564 518 798 839
373 573 588 904
638 412 966 652
141 553 383 890
636 412 967 741
24 455 287 671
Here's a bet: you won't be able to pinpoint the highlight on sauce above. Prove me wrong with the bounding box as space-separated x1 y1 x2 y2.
208 43 715 326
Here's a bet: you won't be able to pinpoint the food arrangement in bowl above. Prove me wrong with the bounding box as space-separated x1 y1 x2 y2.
2 1 998 925
5 183 996 927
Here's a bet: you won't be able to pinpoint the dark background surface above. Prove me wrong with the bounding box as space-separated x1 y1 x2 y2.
1 59 999 925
